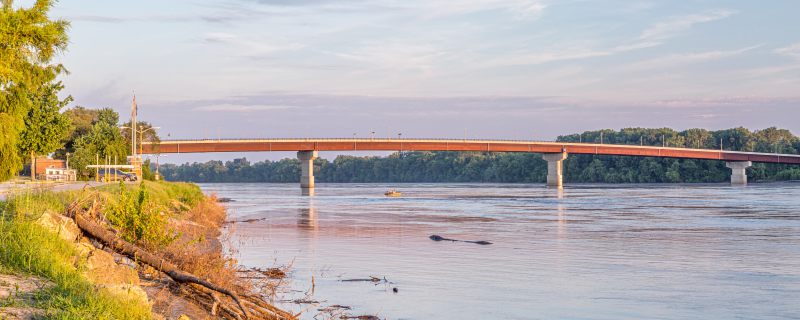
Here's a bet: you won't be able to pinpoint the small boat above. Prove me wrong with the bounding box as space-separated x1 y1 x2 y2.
384 189 402 197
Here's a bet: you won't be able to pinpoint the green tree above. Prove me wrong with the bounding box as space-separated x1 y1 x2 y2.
17 82 72 178
70 110 130 179
0 0 69 181
120 120 161 154
56 107 118 158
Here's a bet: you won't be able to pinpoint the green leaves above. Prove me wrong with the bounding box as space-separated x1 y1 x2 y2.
107 183 177 247
0 0 70 180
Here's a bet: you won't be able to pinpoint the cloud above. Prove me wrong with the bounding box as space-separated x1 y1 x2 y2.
638 9 735 42
622 44 762 71
333 43 448 74
480 9 737 68
195 104 297 112
203 32 304 56
775 43 800 59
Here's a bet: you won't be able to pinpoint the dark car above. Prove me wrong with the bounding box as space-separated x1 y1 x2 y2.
98 169 138 182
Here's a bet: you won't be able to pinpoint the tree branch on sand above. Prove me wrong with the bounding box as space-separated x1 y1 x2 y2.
67 195 298 320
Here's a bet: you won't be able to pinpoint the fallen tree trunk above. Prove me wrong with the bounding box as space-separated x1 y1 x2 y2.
72 208 255 319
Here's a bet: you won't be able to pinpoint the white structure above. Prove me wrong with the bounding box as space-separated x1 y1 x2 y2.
45 168 77 182
542 152 568 188
726 161 752 185
297 151 318 191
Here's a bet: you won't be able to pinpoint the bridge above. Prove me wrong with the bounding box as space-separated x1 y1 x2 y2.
140 138 800 191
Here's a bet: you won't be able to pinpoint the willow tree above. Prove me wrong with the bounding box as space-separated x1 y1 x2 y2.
0 0 69 181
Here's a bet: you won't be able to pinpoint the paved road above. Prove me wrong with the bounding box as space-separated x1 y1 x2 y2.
0 181 108 201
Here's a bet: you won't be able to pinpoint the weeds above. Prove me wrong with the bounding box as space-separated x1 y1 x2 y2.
0 216 151 319
106 182 178 247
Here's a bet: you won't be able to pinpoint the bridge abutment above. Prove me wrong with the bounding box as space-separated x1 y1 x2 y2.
726 161 751 185
298 151 318 193
542 152 568 188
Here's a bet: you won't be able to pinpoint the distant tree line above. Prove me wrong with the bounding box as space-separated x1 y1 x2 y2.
158 127 800 184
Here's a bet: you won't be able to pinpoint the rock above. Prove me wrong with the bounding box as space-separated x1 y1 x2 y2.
83 248 140 286
35 211 81 242
74 237 96 257
178 315 192 320
99 284 151 306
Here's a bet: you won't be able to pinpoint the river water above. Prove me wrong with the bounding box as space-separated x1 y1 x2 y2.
199 183 800 320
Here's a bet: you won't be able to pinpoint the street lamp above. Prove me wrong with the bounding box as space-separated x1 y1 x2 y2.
154 154 167 180
120 126 161 155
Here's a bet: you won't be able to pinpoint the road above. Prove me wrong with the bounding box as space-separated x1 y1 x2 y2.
0 181 108 201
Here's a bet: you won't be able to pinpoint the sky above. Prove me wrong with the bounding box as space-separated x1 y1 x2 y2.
17 0 800 163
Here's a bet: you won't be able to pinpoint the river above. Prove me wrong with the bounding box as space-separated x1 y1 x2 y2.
198 183 800 320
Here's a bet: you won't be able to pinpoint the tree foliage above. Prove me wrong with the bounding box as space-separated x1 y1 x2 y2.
0 0 69 181
158 127 800 184
69 109 130 179
17 82 72 162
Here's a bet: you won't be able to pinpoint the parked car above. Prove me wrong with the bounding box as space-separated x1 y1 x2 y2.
98 169 138 182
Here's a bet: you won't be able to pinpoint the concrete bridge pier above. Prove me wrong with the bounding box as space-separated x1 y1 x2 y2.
542 152 568 188
298 151 318 194
726 161 751 185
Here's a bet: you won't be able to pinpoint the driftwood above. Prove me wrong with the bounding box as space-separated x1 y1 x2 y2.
66 197 297 320
73 210 251 318
429 234 492 245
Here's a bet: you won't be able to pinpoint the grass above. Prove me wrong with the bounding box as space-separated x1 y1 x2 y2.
0 181 220 319
0 197 152 319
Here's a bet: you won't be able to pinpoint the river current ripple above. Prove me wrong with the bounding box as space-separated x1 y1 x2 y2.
199 183 800 320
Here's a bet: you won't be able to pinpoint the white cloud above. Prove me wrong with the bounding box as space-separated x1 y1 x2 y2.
203 32 303 56
622 44 762 71
195 104 297 112
382 0 547 19
775 43 800 59
334 43 448 74
610 10 736 52
638 9 735 42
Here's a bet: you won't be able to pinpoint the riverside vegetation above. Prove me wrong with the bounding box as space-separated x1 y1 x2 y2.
159 127 800 184
0 181 294 319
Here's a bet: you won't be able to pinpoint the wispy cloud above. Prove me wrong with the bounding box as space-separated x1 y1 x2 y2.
623 44 762 71
775 43 800 59
333 43 448 74
613 9 736 51
195 104 297 112
481 9 737 67
638 9 735 42
203 32 304 56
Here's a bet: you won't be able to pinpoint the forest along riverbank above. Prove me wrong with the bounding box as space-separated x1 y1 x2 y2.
0 181 294 320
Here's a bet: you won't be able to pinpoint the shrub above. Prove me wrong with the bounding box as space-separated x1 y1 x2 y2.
106 182 178 247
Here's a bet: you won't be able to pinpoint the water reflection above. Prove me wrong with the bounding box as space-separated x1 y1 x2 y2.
301 188 315 196
557 188 567 237
297 199 318 233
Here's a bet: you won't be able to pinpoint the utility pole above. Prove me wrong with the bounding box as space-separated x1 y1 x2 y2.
600 132 604 144
131 95 137 158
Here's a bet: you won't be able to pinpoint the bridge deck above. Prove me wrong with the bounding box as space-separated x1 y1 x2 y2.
140 139 800 165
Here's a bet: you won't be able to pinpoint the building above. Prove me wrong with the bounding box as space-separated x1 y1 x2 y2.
45 167 77 181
